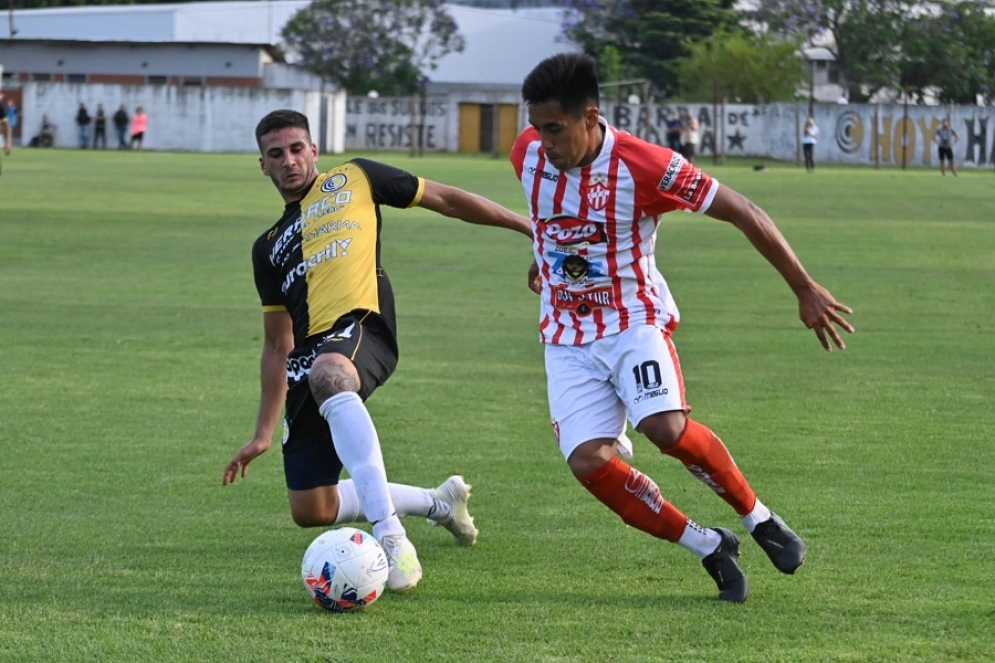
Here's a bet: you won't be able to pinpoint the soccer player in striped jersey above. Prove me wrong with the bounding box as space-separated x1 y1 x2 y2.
511 53 854 603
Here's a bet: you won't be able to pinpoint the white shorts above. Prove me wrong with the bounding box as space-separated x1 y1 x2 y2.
544 325 687 461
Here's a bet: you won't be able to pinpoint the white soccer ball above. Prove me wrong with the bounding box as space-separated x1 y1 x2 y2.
301 527 389 612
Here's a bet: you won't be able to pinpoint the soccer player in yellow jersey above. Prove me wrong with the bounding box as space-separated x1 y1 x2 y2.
223 109 532 593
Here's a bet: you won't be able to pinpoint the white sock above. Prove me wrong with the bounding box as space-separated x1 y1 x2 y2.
740 498 772 533
677 520 722 559
318 391 404 539
334 480 444 525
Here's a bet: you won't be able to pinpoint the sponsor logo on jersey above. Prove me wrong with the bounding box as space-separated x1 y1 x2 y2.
551 285 616 315
303 220 362 243
302 192 354 225
281 239 353 293
585 173 610 211
547 250 607 285
682 170 703 203
527 165 559 182
538 215 606 246
270 217 303 265
320 173 348 192
658 153 683 191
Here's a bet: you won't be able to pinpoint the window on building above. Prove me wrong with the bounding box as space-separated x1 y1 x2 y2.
31 73 52 81
67 74 87 84
827 63 841 85
182 77 203 86
148 75 168 85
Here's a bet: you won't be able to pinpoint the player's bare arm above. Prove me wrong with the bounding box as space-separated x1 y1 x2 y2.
705 185 854 351
418 180 533 238
222 310 293 485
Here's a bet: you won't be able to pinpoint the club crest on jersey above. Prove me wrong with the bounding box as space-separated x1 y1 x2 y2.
321 173 348 193
585 173 610 211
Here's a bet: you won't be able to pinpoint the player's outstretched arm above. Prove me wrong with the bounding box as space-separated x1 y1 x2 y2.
705 185 854 351
222 310 293 485
417 180 533 238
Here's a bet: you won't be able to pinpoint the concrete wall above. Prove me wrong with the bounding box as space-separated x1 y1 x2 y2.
343 94 995 169
21 81 345 153
601 101 995 169
18 81 994 169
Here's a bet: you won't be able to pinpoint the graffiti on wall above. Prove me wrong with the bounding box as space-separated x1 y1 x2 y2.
342 96 995 168
834 110 994 166
345 97 448 151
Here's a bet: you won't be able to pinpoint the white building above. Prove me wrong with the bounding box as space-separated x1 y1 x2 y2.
0 1 576 152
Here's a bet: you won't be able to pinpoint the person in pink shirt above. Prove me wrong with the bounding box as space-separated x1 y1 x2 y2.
129 106 148 150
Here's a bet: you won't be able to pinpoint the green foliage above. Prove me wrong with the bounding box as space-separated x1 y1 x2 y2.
282 0 465 96
745 0 916 102
1 149 994 662
562 0 739 97
675 29 806 103
900 1 995 104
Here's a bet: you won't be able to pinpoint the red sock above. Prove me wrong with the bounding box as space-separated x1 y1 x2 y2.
664 419 756 516
577 456 688 542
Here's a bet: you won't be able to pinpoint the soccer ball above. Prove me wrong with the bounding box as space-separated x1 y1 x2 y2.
301 527 389 612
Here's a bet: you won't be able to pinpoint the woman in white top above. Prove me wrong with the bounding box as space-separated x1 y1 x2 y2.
802 117 819 172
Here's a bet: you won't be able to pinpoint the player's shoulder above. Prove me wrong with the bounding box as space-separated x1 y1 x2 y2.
610 127 673 170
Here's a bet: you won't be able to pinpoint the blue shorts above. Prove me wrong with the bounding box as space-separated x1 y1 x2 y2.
281 311 398 490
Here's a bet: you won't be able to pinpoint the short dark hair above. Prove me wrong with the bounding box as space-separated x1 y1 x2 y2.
255 109 311 149
522 52 600 117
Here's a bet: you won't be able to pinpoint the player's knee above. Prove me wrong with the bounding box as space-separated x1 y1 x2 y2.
308 353 361 402
567 439 618 478
637 411 686 451
291 504 333 529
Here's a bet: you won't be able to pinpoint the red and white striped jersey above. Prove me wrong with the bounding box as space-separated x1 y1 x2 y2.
510 118 720 346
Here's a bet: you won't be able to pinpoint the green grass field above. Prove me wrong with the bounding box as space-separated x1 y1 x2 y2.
1 147 992 662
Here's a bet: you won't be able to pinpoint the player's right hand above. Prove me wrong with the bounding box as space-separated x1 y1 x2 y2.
222 438 271 485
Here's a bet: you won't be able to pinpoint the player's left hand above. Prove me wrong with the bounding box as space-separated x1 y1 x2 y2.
798 282 854 351
527 261 541 295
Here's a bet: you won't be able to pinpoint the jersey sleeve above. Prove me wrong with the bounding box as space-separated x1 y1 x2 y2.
251 229 286 312
620 135 718 216
351 157 424 209
510 127 537 180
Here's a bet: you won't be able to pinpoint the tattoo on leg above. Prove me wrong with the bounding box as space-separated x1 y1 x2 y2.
310 361 361 402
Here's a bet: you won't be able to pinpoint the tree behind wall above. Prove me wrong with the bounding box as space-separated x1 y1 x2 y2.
675 29 805 104
560 0 738 98
744 0 916 102
284 0 466 96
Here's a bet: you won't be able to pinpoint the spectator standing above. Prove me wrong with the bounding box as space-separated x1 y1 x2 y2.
130 107 148 150
75 102 92 149
802 117 819 172
4 97 18 135
933 118 959 176
680 114 700 165
665 113 682 153
93 104 108 149
0 96 12 159
113 105 130 149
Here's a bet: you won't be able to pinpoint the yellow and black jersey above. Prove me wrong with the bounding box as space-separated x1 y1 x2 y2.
252 158 425 348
